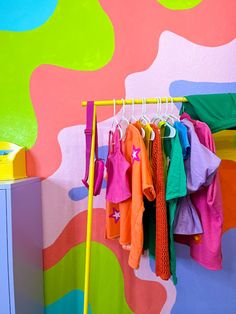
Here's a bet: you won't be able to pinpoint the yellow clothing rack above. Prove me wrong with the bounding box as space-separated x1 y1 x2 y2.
82 97 188 314
82 97 187 107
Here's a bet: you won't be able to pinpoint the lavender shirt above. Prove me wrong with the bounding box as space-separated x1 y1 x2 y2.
174 119 220 235
182 119 221 193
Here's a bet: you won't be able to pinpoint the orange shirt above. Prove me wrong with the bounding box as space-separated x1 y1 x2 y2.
106 124 156 269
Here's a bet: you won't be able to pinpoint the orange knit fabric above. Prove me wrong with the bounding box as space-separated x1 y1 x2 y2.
151 124 171 280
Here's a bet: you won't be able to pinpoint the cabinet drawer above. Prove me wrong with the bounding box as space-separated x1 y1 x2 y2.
0 189 11 314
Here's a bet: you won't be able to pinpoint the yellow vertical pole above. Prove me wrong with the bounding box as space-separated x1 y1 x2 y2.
83 104 96 314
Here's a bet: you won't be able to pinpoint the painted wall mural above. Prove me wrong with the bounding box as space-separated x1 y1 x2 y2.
0 0 236 313
157 0 202 10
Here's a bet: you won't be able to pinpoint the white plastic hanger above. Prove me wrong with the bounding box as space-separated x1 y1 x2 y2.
151 97 162 124
129 98 138 123
129 99 146 138
112 99 123 139
161 97 170 121
167 97 180 123
139 98 150 124
140 98 155 140
118 98 130 139
162 97 176 139
119 98 130 125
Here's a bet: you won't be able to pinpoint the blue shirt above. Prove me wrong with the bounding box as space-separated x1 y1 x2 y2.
174 121 190 160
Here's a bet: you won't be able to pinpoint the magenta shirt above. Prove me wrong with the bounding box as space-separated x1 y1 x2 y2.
181 113 223 270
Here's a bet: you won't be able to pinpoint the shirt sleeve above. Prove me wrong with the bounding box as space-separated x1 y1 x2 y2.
140 135 156 201
166 133 187 201
185 125 221 193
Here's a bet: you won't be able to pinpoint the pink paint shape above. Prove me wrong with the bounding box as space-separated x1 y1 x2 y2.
40 33 236 312
44 208 167 314
41 33 236 248
135 256 176 314
28 0 236 179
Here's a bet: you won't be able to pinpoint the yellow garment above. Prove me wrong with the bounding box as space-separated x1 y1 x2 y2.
139 121 153 162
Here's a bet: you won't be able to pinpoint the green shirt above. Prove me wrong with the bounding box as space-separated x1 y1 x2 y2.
180 93 236 133
164 127 187 285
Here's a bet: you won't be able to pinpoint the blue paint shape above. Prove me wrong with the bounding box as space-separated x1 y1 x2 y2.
172 229 236 314
149 255 155 273
0 0 58 31
169 81 236 110
69 186 88 202
68 145 108 201
69 179 107 201
45 290 92 314
97 145 108 161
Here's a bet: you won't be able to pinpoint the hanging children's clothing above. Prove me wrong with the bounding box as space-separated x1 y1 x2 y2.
152 124 171 280
174 121 190 160
142 124 171 280
174 116 220 236
102 98 225 284
180 93 236 133
182 118 221 193
164 125 187 284
174 196 203 235
106 126 131 204
179 113 223 270
106 124 156 269
141 120 155 256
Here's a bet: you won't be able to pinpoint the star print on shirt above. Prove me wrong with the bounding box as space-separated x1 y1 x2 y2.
132 145 141 163
109 208 120 223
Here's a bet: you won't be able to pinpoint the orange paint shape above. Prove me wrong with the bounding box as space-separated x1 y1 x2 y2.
219 160 236 232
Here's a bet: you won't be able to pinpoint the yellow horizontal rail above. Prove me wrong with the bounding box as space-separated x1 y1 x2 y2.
82 97 187 107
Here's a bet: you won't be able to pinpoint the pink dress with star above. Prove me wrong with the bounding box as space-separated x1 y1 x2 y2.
106 126 131 203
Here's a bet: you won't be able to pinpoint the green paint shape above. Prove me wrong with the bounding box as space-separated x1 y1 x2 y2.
158 0 202 10
0 0 114 148
44 242 133 314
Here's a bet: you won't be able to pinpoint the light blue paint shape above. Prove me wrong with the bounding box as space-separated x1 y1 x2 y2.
98 145 108 160
68 179 107 202
169 81 236 110
0 0 58 31
172 229 236 314
68 145 108 201
68 186 88 201
149 255 155 273
45 290 92 314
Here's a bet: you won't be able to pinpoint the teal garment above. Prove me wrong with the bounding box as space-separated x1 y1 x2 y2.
180 93 236 133
164 127 187 285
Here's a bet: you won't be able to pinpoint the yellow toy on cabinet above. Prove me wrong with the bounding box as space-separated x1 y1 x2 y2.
0 141 27 180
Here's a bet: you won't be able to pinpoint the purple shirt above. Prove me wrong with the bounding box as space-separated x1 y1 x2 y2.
182 119 221 193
